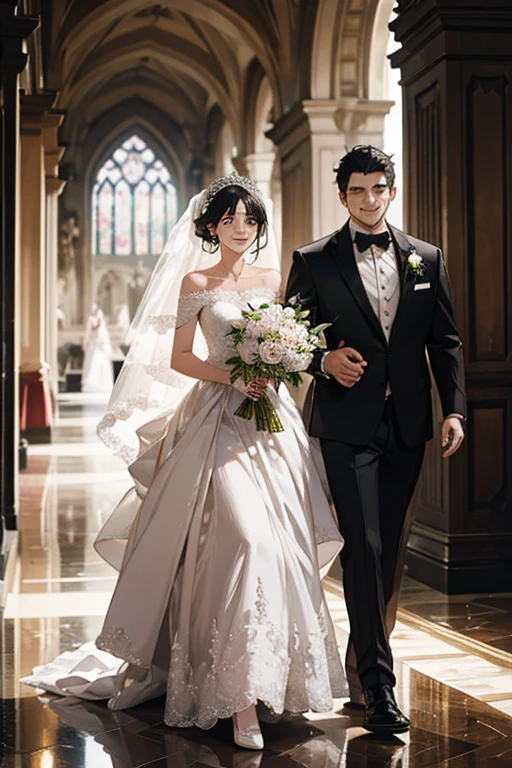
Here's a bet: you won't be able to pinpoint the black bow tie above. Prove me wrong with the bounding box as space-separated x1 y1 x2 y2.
355 231 391 253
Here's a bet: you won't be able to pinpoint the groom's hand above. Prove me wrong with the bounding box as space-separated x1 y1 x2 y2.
441 417 465 458
324 340 368 388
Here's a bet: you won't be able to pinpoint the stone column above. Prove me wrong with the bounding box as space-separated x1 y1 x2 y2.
19 91 57 443
234 151 282 254
267 98 393 275
391 0 512 592
236 152 275 201
0 3 38 543
43 118 66 406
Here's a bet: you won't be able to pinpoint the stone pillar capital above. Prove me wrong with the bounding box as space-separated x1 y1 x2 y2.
43 111 66 183
267 99 394 159
46 176 66 196
332 99 394 143
20 91 59 135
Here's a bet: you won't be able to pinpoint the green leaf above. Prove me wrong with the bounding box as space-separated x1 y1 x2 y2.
312 322 332 335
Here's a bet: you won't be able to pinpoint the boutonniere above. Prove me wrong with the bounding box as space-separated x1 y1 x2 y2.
406 247 426 277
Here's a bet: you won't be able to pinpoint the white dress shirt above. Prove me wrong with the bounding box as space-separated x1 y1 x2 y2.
321 221 400 385
349 219 400 341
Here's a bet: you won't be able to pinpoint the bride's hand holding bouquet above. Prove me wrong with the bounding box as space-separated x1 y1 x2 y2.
226 294 330 432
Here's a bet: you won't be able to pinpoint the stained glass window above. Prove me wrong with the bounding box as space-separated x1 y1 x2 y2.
92 135 177 257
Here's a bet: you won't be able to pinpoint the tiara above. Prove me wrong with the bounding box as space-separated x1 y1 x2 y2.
201 172 262 214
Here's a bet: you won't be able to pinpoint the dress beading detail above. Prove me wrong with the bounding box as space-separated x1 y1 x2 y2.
164 581 345 729
96 626 143 667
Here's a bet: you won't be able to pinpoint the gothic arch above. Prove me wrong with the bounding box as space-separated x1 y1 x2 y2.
253 77 274 155
311 0 393 100
367 0 397 100
311 0 346 98
242 59 268 157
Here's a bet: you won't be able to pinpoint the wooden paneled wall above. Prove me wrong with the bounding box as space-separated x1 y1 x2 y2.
391 0 512 593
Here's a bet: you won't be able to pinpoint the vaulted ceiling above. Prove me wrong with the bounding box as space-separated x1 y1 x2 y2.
44 0 389 191
47 2 316 154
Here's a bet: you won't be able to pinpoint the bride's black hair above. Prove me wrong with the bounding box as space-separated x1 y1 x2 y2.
194 184 268 258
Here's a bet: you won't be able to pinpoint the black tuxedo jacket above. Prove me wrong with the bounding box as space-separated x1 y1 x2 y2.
285 221 466 448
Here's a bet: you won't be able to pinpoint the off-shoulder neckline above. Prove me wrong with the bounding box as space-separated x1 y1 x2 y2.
179 286 278 300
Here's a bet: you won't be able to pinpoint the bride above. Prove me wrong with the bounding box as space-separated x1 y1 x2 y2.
23 174 347 750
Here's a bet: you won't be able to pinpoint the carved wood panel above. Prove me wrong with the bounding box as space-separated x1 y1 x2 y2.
413 81 446 528
469 405 506 512
415 83 442 247
467 76 509 364
394 2 512 592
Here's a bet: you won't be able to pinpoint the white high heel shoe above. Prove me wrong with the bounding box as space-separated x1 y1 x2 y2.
233 712 264 750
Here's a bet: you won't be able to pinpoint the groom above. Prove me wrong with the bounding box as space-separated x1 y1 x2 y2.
285 145 466 734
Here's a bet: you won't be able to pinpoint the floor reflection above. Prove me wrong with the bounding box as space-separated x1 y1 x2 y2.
3 394 512 767
1 678 511 767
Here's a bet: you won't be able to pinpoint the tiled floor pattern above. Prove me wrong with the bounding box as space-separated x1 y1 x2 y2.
324 581 512 719
1 393 512 767
398 581 512 659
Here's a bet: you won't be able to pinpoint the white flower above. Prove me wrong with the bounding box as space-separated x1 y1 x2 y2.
239 338 260 364
282 351 312 372
245 319 263 337
408 253 422 268
406 248 426 275
259 341 283 365
231 317 247 330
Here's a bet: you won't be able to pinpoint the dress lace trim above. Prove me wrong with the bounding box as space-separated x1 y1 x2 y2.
164 579 346 729
176 287 277 328
146 314 177 334
97 393 162 464
94 581 346 730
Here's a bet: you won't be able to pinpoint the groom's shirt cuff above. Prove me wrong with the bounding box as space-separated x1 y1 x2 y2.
319 351 331 378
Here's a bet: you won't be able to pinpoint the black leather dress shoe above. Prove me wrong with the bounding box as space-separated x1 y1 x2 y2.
363 684 410 734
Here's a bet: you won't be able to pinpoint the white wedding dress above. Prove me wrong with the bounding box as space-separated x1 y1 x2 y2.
81 308 114 394
23 287 347 729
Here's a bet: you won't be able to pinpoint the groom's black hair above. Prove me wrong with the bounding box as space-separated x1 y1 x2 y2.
335 145 395 194
194 185 268 257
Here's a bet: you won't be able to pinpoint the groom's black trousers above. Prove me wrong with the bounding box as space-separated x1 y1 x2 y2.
320 397 425 690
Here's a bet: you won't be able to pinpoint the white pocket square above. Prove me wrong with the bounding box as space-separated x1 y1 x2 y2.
414 282 431 291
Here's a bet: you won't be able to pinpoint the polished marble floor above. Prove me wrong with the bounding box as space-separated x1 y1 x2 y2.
399 578 512 658
2 393 512 767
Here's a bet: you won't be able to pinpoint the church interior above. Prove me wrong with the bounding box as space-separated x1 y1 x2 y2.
1 0 512 765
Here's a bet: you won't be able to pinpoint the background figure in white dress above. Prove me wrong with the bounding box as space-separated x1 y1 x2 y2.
22 176 346 752
82 304 114 393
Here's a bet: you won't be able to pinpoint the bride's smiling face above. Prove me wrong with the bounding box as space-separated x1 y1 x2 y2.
209 200 259 254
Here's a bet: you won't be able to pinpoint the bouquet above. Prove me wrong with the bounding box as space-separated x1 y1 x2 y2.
226 295 330 432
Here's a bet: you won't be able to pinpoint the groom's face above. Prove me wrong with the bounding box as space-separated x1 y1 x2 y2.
339 172 396 230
